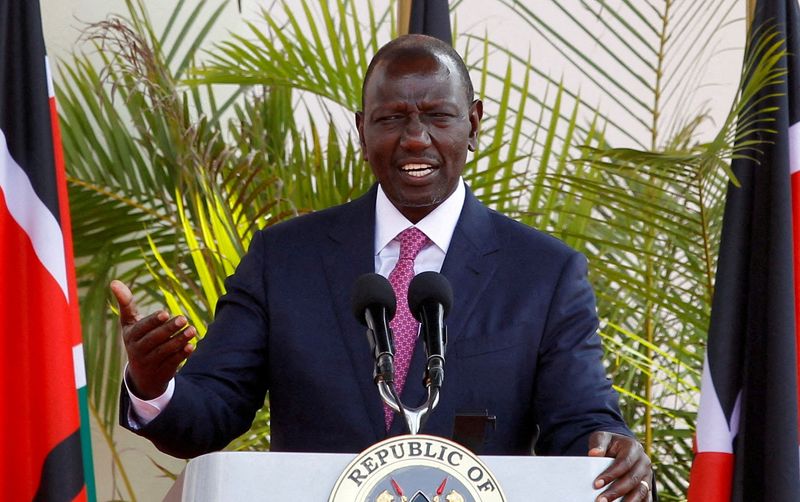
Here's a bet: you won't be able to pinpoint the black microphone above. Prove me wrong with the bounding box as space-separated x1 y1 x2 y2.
352 273 397 383
408 271 453 388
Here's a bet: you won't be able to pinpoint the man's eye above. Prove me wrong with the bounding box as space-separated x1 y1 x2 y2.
378 114 402 122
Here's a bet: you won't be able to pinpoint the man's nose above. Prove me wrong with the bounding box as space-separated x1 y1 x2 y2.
400 116 432 150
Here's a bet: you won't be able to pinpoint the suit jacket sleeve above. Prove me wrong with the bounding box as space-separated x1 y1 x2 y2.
531 251 631 456
119 230 271 458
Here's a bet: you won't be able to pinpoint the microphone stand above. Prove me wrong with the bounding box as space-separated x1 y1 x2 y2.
375 321 443 435
377 378 440 435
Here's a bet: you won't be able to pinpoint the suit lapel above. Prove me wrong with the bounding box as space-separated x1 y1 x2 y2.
321 185 387 441
439 189 500 345
391 187 500 435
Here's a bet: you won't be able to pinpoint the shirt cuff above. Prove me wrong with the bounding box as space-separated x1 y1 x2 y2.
124 363 175 429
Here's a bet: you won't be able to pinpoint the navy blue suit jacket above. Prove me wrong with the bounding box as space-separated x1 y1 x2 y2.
120 184 630 458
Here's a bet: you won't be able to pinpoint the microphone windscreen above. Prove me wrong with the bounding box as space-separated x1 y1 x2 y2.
408 271 453 321
351 273 397 325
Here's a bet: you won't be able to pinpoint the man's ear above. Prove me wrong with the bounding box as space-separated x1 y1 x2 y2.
467 99 483 152
355 111 368 160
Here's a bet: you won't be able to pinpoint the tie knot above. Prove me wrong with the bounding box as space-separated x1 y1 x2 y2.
396 227 429 261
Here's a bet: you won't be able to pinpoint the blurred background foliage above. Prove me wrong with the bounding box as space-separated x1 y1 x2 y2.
57 0 783 499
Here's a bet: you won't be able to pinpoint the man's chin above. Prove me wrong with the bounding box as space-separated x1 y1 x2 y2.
390 196 448 222
398 186 455 207
394 193 446 210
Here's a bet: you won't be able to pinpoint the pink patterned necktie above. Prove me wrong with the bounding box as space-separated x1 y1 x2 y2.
385 226 430 430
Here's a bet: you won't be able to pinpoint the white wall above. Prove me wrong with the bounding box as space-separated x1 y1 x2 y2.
42 0 746 148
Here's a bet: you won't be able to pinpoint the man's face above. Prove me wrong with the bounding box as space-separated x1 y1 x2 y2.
356 54 482 223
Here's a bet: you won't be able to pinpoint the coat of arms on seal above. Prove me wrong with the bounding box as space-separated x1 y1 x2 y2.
328 435 506 502
373 477 465 501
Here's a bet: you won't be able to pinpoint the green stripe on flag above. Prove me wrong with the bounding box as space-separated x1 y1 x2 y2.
78 386 97 502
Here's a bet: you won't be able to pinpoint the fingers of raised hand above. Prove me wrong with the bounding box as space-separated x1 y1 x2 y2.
162 340 195 368
140 327 196 368
125 324 196 400
127 316 194 359
122 310 170 344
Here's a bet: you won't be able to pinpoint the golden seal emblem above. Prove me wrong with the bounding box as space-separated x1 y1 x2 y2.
328 435 506 502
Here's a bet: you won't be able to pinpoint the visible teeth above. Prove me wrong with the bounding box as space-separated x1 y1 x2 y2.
401 163 434 177
407 168 433 177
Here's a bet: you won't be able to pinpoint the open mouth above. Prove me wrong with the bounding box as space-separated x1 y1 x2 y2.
400 163 435 177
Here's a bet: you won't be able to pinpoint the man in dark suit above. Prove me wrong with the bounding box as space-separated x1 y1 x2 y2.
114 35 653 501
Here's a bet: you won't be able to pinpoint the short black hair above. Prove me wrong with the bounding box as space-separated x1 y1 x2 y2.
361 34 474 108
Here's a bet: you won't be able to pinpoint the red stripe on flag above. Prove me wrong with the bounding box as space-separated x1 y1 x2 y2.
0 188 82 501
49 96 82 348
687 452 734 502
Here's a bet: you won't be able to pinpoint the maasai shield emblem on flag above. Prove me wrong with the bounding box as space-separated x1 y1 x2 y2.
688 0 800 500
0 1 94 500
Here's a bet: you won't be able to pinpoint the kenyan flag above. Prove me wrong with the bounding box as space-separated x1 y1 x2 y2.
688 0 800 500
0 1 95 500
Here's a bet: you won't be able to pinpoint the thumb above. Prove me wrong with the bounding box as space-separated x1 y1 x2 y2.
587 431 611 456
110 279 139 326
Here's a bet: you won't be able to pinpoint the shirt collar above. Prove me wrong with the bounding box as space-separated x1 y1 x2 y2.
374 179 466 255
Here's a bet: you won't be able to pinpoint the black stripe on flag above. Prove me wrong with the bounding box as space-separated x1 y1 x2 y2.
787 0 800 127
408 0 452 46
32 428 85 502
0 0 61 224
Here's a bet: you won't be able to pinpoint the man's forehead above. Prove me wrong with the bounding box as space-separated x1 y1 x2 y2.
363 54 463 105
373 52 452 79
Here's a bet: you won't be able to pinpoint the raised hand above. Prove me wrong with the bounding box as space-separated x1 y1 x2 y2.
589 431 653 502
110 280 196 400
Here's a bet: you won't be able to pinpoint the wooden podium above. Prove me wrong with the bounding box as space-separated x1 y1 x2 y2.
164 450 612 500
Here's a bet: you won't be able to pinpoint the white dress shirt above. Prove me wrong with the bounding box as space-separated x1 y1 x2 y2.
374 179 464 277
126 180 467 426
